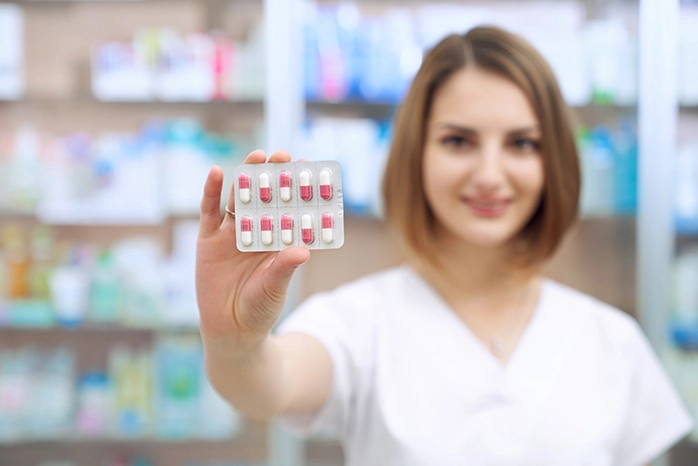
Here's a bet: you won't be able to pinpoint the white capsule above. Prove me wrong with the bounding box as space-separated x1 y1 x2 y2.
238 174 251 203
319 169 333 200
240 216 253 246
281 215 294 245
301 213 314 244
259 172 272 203
321 213 333 243
299 170 312 201
279 172 292 202
260 216 273 246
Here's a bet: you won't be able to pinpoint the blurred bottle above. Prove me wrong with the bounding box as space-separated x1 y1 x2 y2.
76 371 111 437
155 335 202 439
110 346 152 436
211 30 232 101
8 126 41 211
1 224 30 299
28 226 55 300
89 249 121 323
49 250 89 327
315 7 348 101
612 121 637 215
26 348 75 438
579 126 616 216
113 238 165 326
0 349 34 440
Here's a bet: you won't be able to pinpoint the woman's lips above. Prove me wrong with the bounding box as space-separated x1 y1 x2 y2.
463 198 512 217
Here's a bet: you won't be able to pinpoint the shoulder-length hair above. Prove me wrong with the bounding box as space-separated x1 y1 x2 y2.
382 26 580 268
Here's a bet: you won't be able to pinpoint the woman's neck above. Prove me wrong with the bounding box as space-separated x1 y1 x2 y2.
414 234 532 299
410 234 543 364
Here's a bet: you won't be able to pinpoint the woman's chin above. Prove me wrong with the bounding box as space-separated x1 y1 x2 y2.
451 234 513 251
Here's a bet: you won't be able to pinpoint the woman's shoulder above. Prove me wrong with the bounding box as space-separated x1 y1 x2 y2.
295 265 413 314
312 265 414 300
542 278 646 348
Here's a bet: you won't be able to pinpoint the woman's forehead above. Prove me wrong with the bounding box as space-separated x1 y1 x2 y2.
429 68 538 129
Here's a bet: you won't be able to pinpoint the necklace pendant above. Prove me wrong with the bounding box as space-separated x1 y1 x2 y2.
492 339 505 356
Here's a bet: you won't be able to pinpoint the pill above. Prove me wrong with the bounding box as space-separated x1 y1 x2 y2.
299 170 312 201
281 215 294 245
260 215 273 245
259 172 272 203
279 172 292 202
238 173 251 203
319 169 333 201
301 213 314 244
321 213 333 243
240 216 253 246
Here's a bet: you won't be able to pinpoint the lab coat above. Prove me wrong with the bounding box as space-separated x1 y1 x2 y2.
276 266 693 466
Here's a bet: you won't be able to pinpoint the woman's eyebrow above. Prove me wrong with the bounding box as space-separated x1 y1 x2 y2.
434 123 477 134
434 123 541 135
507 126 541 136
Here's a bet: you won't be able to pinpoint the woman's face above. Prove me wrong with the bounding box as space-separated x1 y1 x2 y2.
422 67 544 250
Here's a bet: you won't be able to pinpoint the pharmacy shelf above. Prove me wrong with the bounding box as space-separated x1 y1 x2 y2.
304 100 644 132
0 323 200 334
0 424 269 466
4 96 263 107
2 97 653 113
0 435 245 446
306 99 398 119
0 211 203 227
306 99 639 112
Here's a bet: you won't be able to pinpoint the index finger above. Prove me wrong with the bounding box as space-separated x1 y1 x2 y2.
199 166 225 239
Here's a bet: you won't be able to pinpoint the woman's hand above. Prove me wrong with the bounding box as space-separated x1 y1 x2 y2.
196 149 311 359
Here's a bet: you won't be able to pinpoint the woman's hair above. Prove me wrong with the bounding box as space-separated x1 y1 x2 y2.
382 26 581 268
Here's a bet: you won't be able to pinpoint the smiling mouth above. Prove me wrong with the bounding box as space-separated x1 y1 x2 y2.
463 198 511 216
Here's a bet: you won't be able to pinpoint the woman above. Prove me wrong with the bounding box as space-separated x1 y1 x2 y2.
196 27 692 465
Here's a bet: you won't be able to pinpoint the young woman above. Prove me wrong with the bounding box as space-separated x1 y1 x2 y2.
196 27 692 465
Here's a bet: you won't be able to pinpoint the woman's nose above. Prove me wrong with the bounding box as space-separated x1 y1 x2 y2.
471 147 505 190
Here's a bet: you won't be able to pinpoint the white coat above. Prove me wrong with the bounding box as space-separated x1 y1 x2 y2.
277 266 693 466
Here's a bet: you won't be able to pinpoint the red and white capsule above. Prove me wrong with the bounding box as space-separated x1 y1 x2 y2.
319 169 333 201
321 213 334 243
299 170 312 202
239 216 253 246
279 172 292 202
259 172 272 203
260 215 273 246
281 215 294 245
238 173 251 203
301 213 314 244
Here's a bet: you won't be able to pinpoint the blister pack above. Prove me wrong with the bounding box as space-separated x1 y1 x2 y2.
232 161 344 252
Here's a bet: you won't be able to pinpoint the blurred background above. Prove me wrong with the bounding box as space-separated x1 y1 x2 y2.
0 0 697 465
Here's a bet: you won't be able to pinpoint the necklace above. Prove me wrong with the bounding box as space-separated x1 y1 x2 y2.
464 283 532 358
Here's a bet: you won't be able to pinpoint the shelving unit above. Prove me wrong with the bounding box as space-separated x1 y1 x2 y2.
0 431 269 466
0 1 271 465
662 3 698 464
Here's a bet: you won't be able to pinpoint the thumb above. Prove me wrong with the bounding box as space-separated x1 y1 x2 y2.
261 247 311 303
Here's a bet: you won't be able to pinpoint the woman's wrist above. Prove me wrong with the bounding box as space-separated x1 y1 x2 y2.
201 330 270 365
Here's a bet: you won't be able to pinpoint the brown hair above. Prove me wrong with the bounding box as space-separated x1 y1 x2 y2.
381 26 580 268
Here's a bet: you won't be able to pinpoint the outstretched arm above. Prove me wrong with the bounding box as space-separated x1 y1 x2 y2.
196 150 332 420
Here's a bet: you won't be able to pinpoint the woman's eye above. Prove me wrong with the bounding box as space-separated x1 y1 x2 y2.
512 138 540 152
442 135 469 148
